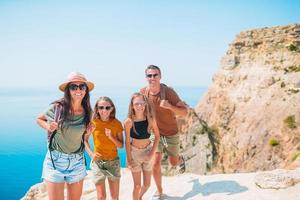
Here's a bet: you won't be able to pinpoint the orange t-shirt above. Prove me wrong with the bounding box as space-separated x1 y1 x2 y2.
92 118 123 160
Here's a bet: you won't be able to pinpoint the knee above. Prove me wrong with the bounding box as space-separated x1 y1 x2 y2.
143 183 150 190
97 196 106 200
134 184 141 191
169 156 179 167
169 160 177 167
152 162 161 172
153 159 160 166
153 157 161 168
111 195 118 200
110 191 119 199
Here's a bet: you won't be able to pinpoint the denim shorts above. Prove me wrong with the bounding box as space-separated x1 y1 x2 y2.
42 150 87 183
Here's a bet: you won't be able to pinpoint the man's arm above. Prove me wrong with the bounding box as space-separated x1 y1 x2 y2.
160 100 188 117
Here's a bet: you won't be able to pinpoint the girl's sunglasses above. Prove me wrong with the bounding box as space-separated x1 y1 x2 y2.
97 106 112 110
133 101 145 106
69 84 87 91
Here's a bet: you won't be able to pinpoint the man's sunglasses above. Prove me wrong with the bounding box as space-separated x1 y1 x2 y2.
69 84 87 91
97 106 112 110
146 73 159 78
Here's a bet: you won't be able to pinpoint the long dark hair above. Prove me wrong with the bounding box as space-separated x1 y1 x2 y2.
52 82 92 128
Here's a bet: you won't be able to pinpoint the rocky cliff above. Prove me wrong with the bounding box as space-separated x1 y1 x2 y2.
186 23 300 173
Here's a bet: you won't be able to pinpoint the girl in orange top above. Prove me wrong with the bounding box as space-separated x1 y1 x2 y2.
84 96 123 200
124 93 160 200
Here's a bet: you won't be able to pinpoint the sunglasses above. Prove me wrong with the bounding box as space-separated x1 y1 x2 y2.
69 84 87 91
133 101 145 106
97 106 112 110
146 73 159 78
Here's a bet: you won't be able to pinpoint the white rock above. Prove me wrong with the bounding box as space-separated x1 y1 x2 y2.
255 168 300 189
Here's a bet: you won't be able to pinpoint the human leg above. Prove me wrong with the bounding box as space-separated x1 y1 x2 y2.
152 152 163 195
45 181 65 200
108 179 120 200
66 180 84 200
139 170 152 200
131 171 142 200
95 181 107 200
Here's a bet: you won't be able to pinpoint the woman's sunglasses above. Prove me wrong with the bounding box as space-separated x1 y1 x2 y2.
97 106 112 110
69 84 87 91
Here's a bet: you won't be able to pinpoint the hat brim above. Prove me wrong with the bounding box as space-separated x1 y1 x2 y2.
59 81 94 92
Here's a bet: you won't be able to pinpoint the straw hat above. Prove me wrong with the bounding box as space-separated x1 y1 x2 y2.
59 72 94 92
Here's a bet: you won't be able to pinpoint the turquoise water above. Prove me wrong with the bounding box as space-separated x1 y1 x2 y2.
0 86 207 200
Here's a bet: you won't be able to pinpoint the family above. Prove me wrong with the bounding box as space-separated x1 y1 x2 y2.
36 65 188 200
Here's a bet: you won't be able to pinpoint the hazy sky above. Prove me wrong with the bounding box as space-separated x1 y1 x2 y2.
0 0 299 88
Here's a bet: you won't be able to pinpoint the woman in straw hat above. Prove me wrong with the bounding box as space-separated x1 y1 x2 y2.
36 72 94 200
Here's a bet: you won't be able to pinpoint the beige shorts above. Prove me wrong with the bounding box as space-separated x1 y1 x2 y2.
91 157 121 184
130 144 153 173
157 134 180 157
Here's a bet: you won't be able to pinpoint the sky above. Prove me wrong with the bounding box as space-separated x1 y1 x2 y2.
0 0 299 88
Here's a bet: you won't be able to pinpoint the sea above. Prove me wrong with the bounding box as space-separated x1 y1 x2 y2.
0 85 207 200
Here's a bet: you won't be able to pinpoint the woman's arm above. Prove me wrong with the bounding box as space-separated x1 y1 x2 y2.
36 113 58 132
84 123 101 161
124 118 133 167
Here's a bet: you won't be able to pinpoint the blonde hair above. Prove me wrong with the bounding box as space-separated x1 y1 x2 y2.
92 96 116 120
127 92 155 133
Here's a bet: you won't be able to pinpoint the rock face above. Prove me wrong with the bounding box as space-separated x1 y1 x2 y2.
161 108 217 175
194 24 300 173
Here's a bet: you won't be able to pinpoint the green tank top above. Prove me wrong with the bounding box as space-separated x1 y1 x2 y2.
45 105 86 154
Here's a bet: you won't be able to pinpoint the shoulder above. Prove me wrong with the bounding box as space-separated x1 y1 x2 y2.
163 84 177 95
163 85 179 98
91 119 98 125
44 104 56 116
140 87 147 94
113 118 123 126
124 118 133 128
147 117 155 126
162 84 182 104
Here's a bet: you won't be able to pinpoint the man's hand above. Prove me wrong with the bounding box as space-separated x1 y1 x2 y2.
160 100 172 110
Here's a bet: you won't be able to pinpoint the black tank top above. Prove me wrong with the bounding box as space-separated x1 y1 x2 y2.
130 119 151 139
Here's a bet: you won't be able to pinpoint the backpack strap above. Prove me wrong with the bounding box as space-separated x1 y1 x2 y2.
47 104 62 141
48 103 63 169
144 83 167 100
160 83 166 100
79 131 87 166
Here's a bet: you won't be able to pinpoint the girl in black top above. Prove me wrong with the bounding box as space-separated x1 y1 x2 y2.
124 92 159 200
